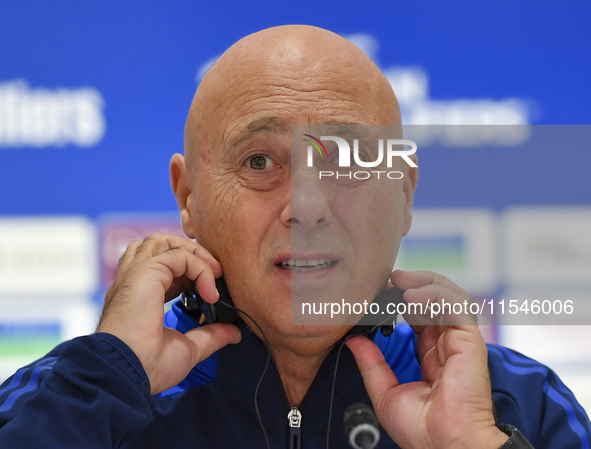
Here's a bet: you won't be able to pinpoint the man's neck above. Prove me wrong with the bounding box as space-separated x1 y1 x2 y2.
270 344 333 407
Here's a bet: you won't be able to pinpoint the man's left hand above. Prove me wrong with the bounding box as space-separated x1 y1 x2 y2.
347 270 509 449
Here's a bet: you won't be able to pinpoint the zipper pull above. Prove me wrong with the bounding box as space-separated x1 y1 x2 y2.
287 407 302 449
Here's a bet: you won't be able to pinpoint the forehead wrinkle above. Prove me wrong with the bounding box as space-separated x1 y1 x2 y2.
221 116 291 161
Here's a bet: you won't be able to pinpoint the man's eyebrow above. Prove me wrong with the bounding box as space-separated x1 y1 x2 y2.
322 119 365 128
223 117 290 154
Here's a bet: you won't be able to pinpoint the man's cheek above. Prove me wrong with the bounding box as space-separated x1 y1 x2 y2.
208 176 245 213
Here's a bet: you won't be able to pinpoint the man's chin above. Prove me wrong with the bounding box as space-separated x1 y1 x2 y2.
280 323 354 349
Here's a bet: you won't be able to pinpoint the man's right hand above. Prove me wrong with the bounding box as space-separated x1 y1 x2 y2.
96 234 242 395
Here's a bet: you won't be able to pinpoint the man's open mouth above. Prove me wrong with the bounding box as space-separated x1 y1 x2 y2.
277 258 337 271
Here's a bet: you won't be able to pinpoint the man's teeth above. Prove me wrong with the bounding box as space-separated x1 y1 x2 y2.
279 258 334 271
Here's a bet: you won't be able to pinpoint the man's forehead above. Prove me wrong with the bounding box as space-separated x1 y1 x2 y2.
186 27 401 162
223 117 290 149
222 116 370 149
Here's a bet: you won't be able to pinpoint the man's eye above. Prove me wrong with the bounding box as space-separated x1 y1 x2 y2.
245 154 275 170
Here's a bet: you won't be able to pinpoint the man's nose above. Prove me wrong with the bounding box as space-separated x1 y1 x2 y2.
280 169 333 231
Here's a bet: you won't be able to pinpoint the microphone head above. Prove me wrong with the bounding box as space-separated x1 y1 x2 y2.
343 403 381 449
343 403 379 433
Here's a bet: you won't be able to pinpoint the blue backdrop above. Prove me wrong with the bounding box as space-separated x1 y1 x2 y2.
1 0 590 217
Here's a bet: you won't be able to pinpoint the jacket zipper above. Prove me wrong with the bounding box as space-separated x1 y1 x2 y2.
273 346 342 449
250 325 342 448
288 407 302 449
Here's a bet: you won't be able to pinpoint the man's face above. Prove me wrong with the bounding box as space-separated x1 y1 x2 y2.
179 33 416 349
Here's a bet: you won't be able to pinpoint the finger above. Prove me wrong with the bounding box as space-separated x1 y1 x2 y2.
392 270 465 296
442 323 486 355
116 240 143 273
415 323 482 370
149 324 242 394
133 234 223 277
397 284 459 334
145 248 219 304
419 326 487 387
346 336 400 403
404 285 476 362
436 327 488 384
414 325 441 363
419 344 442 385
405 284 476 327
183 323 242 366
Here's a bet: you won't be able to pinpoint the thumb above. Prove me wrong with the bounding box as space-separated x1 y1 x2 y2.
347 336 400 405
184 323 242 365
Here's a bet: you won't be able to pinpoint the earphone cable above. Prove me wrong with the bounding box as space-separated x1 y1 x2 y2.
326 334 355 449
217 301 272 449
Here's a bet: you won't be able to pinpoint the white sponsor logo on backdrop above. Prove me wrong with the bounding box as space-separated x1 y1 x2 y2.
0 80 106 148
0 217 98 294
503 207 591 284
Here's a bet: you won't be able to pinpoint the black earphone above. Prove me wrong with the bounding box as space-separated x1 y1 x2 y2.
180 277 405 337
181 277 238 324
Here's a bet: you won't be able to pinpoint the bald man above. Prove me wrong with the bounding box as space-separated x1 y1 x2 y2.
0 26 589 449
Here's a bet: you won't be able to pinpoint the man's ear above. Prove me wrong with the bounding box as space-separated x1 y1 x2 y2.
170 153 195 239
402 154 418 236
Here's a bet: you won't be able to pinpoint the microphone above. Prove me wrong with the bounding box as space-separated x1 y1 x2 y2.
343 403 381 449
